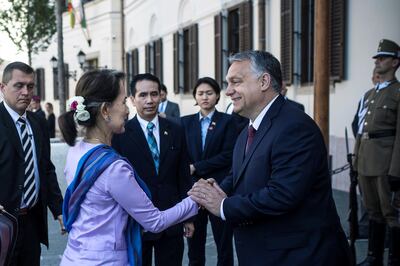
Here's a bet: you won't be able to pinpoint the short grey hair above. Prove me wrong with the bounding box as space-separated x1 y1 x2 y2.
228 50 282 93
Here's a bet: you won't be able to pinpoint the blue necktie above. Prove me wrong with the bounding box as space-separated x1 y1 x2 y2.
201 117 211 150
146 122 160 174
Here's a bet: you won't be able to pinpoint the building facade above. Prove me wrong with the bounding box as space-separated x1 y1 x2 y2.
32 0 400 190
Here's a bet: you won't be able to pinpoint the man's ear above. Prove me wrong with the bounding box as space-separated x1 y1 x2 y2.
129 95 136 107
260 73 271 92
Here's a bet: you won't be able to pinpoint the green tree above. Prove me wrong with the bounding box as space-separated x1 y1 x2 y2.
0 0 56 65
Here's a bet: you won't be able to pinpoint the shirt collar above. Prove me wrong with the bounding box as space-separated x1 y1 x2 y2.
3 100 27 124
137 114 159 129
376 79 397 91
198 109 215 121
250 95 279 131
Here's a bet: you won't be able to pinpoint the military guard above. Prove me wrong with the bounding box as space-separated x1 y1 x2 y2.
354 39 400 266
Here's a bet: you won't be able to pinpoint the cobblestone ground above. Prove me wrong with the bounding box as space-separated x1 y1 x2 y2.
40 142 376 265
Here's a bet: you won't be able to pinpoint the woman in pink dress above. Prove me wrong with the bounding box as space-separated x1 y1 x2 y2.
58 69 198 265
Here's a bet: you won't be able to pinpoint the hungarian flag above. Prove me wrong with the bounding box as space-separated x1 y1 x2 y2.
67 0 75 28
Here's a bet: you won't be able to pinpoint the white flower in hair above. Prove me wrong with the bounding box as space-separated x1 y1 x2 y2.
75 110 91 122
67 96 90 122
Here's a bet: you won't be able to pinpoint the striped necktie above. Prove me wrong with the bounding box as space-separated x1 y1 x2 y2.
146 122 160 174
18 117 37 208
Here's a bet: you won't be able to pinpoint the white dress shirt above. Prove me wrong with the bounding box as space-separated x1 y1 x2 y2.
137 114 161 151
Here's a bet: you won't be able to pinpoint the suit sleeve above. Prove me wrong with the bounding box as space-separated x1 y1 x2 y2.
173 103 180 118
40 116 63 218
222 121 325 223
193 118 237 178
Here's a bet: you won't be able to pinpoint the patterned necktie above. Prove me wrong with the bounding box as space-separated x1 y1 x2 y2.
245 125 256 154
146 122 160 174
18 117 37 208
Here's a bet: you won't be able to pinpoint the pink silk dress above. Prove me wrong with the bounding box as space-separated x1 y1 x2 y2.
61 141 198 265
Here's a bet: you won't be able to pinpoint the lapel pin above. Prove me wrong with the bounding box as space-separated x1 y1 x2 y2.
164 131 168 135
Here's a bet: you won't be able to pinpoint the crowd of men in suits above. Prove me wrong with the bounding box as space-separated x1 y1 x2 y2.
1 42 399 266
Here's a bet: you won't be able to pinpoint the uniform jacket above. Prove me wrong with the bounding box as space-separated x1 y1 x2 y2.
219 95 350 266
112 115 192 240
0 102 63 247
354 80 400 177
181 110 238 183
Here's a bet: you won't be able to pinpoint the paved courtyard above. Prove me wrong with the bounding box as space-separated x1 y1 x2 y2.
40 142 377 265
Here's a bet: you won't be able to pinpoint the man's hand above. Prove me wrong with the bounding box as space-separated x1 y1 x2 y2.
188 179 227 217
190 164 196 175
57 215 67 235
183 222 195 238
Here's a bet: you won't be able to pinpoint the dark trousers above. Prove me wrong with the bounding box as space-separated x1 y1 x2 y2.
142 234 184 266
9 211 41 266
187 209 234 266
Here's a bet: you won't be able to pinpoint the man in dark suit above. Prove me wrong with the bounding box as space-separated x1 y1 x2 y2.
29 95 46 120
281 81 305 111
158 84 180 120
0 62 64 266
189 51 350 266
112 73 194 266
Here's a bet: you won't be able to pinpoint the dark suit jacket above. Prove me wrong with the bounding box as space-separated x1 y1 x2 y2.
34 108 46 120
164 101 180 118
0 102 63 247
112 115 192 241
46 113 56 138
220 95 349 266
286 98 305 111
181 110 238 183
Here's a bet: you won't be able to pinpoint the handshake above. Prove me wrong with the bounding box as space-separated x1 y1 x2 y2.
188 178 227 218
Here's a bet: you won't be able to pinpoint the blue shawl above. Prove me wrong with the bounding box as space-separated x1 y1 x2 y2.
63 144 151 266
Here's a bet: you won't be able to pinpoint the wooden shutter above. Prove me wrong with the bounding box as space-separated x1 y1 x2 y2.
53 70 58 100
215 13 223 89
145 43 151 73
125 51 132 91
188 24 198 93
132 49 139 77
155 38 163 82
173 32 179 94
258 0 266 50
281 0 293 85
239 1 253 51
65 64 70 99
35 68 45 100
330 0 345 81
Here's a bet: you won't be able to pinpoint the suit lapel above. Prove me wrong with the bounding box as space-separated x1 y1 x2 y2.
233 95 285 187
0 102 24 159
27 113 43 161
202 111 220 158
158 118 171 166
126 116 155 166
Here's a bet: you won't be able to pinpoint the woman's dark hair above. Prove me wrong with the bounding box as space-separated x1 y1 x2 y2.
58 69 125 146
192 77 221 104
